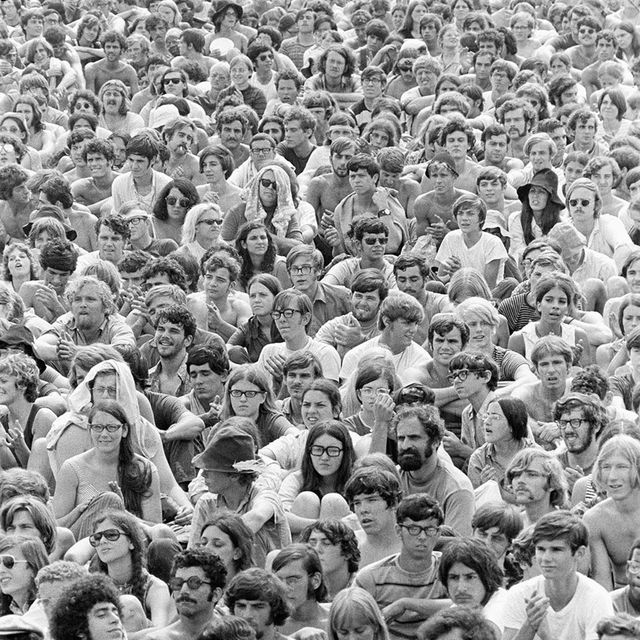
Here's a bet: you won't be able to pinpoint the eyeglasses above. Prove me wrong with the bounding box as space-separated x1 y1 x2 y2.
0 555 29 570
198 218 223 226
628 561 640 575
399 524 440 537
271 308 302 319
288 265 313 275
229 389 265 399
169 576 212 591
89 529 127 547
166 196 190 207
579 27 595 34
260 178 277 189
557 418 588 431
90 423 123 433
163 77 183 85
310 445 343 457
251 147 273 156
362 78 381 85
363 237 387 245
92 385 117 397
258 54 273 61
569 198 592 208
128 217 148 225
447 369 472 383
360 387 390 397
398 63 413 71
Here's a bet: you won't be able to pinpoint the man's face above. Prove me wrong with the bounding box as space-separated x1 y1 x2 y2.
25 14 44 37
483 134 508 165
430 328 463 367
384 317 418 352
127 213 151 243
395 266 425 300
564 160 585 186
147 295 175 326
574 119 597 146
445 131 469 161
167 125 195 157
379 168 400 189
596 37 616 61
450 367 488 400
128 154 152 179
233 599 273 638
352 492 394 536
155 319 191 359
509 459 551 506
219 120 244 150
284 119 309 149
87 602 125 640
162 71 185 96
397 415 435 471
189 362 226 403
591 165 614 196
474 54 493 79
473 526 510 562
396 517 441 560
351 288 380 324
528 143 552 172
10 182 31 205
535 538 581 581
86 152 110 178
97 225 125 263
102 89 123 114
577 22 597 46
362 75 383 100
429 166 456 194
104 40 122 62
359 232 387 261
446 562 487 608
331 148 355 178
415 68 438 92
288 256 319 291
535 353 569 392
172 566 215 616
477 178 504 205
277 79 299 104
275 559 317 613
490 69 511 93
285 365 316 401
43 266 72 296
558 407 595 454
325 51 346 79
204 267 232 301
120 268 145 290
71 284 106 329
503 108 527 141
598 453 636 501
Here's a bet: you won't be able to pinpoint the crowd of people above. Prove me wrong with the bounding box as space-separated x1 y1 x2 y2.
4 0 640 639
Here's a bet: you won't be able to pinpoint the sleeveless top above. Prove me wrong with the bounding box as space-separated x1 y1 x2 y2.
519 322 577 361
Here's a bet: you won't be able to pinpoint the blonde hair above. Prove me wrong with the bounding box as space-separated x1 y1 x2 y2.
329 587 390 640
593 434 640 492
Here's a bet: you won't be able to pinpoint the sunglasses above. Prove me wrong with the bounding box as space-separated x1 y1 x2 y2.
0 555 28 570
569 198 592 207
260 178 277 189
198 218 223 226
89 529 127 547
163 77 183 85
579 28 595 34
166 196 190 207
169 576 212 591
363 237 387 245
398 63 413 71
258 54 273 61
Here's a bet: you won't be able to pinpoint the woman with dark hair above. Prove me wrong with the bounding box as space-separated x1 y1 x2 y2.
235 221 291 291
597 87 631 144
227 274 284 365
152 178 200 244
52 399 162 537
196 145 240 215
0 534 48 615
13 95 56 162
1 242 38 293
614 21 640 63
90 510 174 626
346 363 397 436
468 398 536 501
0 495 57 556
21 38 76 99
206 1 248 53
304 45 362 109
398 0 429 39
279 420 355 534
198 512 255 582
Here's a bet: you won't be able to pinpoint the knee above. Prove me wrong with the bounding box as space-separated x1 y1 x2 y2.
319 493 351 519
606 275 629 299
148 523 178 542
291 491 321 517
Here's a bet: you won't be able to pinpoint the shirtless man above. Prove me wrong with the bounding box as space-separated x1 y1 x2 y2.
479 124 524 173
584 435 640 591
85 30 138 96
187 254 251 342
378 148 420 219
162 118 202 184
511 336 572 449
71 139 117 215
413 152 472 241
0 164 33 241
345 466 402 568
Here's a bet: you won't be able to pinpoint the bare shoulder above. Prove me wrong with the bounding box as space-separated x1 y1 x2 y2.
583 498 615 526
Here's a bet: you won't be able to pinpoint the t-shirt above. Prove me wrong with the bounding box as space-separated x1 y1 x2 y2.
502 573 614 640
436 230 508 281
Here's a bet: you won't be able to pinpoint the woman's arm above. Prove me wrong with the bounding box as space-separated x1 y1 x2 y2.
140 464 162 524
507 332 526 357
52 462 83 526
145 577 176 628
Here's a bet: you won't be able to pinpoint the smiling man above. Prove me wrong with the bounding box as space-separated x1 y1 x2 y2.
503 511 613 640
75 214 130 274
162 117 200 183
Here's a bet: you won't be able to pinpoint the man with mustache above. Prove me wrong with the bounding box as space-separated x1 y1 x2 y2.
395 403 474 536
162 117 201 184
496 97 536 163
144 549 227 640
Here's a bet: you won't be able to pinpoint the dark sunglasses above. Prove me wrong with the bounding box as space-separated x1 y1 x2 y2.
363 237 387 245
166 196 190 207
398 63 413 71
89 529 127 547
260 178 277 189
569 198 591 207
258 54 273 61
198 218 223 226
163 77 183 85
169 576 212 591
0 555 28 570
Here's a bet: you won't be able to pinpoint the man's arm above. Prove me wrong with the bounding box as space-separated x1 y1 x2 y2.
583 507 614 591
84 62 97 94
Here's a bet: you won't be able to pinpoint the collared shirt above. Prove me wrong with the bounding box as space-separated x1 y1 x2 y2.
52 312 135 349
111 169 172 213
307 281 351 338
467 437 537 490
461 391 496 450
148 355 192 397
228 315 284 363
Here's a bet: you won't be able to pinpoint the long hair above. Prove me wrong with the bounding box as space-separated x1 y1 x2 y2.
520 190 563 245
329 587 390 640
152 179 200 222
235 221 277 290
301 420 355 496
0 495 57 554
14 95 44 134
181 202 223 245
398 0 429 37
199 512 255 573
92 510 149 608
88 401 153 517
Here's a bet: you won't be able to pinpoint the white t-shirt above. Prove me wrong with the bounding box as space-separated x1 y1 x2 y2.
436 230 508 281
502 573 614 640
258 337 341 382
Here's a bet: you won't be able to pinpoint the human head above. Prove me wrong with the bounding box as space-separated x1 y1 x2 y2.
198 512 255 574
327 587 390 640
417 607 499 640
0 495 56 554
299 520 360 576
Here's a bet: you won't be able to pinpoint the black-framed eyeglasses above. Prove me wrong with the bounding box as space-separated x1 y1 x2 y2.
363 237 387 246
557 418 588 431
579 27 595 34
447 369 471 383
90 423 123 433
569 198 592 208
89 529 128 547
163 77 183 85
399 524 440 537
251 147 273 156
288 265 313 275
258 54 273 61
271 308 302 319
260 178 277 189
0 555 29 570
398 63 413 71
166 196 190 207
229 389 265 399
169 576 212 591
310 445 343 457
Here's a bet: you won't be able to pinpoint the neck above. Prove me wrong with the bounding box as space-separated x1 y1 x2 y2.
133 171 153 187
179 606 217 635
285 333 309 351
293 140 312 155
469 387 490 412
493 437 521 457
360 255 385 270
256 313 273 328
324 565 351 598
463 228 482 244
11 274 29 293
10 589 30 611
355 191 376 208
542 381 567 404
524 498 553 524
573 217 595 237
130 233 153 249
160 350 186 375
378 332 405 355
407 454 438 483
107 554 134 585
567 440 598 470
397 548 433 572
7 396 31 423
292 599 321 622
219 481 250 511
545 572 579 603
333 174 351 187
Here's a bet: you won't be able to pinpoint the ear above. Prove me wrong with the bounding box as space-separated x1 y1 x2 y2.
185 334 194 348
381 315 391 329
573 545 587 562
310 572 322 591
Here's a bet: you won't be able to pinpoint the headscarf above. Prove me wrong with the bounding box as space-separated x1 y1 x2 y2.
98 79 130 116
244 165 297 238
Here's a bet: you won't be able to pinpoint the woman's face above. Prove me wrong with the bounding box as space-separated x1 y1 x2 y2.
0 547 34 598
537 286 569 322
195 209 223 244
302 390 336 428
411 3 427 26
202 153 225 184
483 401 513 444
199 525 237 573
0 119 25 143
568 186 597 225
357 376 391 413
259 170 278 208
166 187 190 221
615 28 633 50
92 518 132 565
244 228 269 256
7 250 30 278
549 58 569 77
91 372 117 401
5 510 41 541
333 615 377 640
248 282 276 318
599 94 619 120
89 409 127 454
32 44 49 65
82 23 100 42
16 104 34 130
452 0 471 21
310 433 344 478
441 27 460 49
229 378 265 418
392 8 405 30
528 185 549 212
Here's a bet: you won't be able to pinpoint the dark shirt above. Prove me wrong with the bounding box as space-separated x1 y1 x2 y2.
276 143 316 175
228 315 284 363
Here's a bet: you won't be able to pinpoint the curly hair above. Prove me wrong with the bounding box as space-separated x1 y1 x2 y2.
199 616 257 640
300 519 360 574
35 560 88 588
65 276 116 316
2 242 38 282
553 391 608 440
88 403 154 517
235 221 277 291
50 574 121 640
155 304 197 338
226 568 290 626
0 495 57 554
0 353 39 402
91 510 150 607
152 179 200 222
172 549 227 592
0 164 29 201
199 512 255 573
76 13 102 45
417 607 499 640
141 257 188 291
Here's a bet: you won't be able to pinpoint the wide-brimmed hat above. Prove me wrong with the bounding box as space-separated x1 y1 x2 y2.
192 425 262 473
547 220 586 251
517 168 564 208
22 209 77 242
211 0 243 23
148 104 180 130
483 209 511 237
426 151 459 178
0 324 46 373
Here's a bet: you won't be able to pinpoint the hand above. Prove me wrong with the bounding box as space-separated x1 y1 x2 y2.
571 339 584 365
441 256 461 277
34 284 63 311
56 330 77 361
173 504 193 526
429 221 448 242
373 391 395 426
5 425 28 454
334 316 365 348
264 353 286 381
524 590 549 632
206 395 222 421
108 481 125 503
290 628 327 640
320 209 335 230
324 226 340 247
382 599 408 622
442 430 471 459
480 465 498 483
537 421 560 443
207 303 223 331
203 190 219 204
